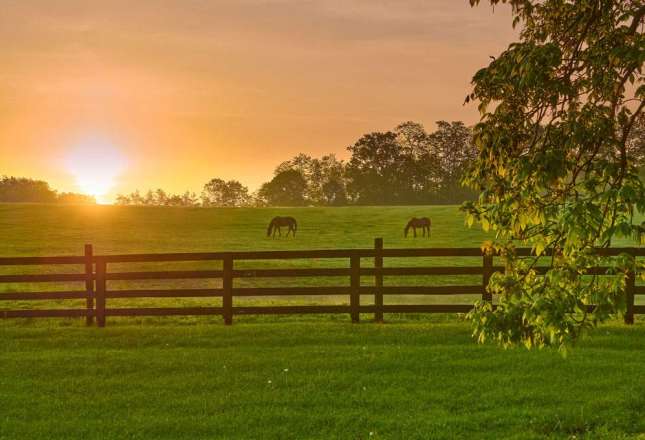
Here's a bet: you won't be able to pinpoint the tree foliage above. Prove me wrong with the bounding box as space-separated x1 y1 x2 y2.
0 176 95 204
463 0 645 350
201 179 251 207
345 122 477 204
275 154 347 205
258 169 308 206
346 131 416 204
116 189 199 207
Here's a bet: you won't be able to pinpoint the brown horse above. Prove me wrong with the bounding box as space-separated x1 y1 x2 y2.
404 217 431 238
267 216 298 238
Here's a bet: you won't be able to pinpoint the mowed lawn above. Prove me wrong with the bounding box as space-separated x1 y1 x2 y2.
1 321 644 439
1 204 644 439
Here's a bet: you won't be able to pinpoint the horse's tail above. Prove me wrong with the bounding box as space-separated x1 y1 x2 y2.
267 219 274 237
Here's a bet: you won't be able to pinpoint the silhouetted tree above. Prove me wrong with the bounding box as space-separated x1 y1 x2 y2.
115 188 200 206
201 178 251 207
428 121 478 203
181 191 199 207
258 169 307 206
0 176 58 203
275 153 347 205
345 131 418 204
321 178 347 206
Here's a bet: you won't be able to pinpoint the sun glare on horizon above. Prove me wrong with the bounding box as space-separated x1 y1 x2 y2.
65 139 126 203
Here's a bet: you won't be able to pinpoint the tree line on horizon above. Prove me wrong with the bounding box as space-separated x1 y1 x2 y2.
0 176 96 205
116 120 479 207
5 116 643 207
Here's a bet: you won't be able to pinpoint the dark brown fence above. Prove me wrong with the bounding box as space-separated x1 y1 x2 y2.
1 238 643 327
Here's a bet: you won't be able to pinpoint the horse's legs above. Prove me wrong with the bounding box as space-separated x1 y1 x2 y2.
413 227 417 238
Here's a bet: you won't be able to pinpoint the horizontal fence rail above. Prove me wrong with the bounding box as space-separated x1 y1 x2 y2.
0 239 643 326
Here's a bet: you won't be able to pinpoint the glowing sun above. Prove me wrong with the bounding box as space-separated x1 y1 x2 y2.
65 139 126 203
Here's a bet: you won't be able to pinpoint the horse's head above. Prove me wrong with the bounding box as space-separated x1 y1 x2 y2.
267 218 275 237
404 221 412 237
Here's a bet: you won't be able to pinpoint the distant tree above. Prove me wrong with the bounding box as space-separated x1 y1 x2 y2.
275 153 347 205
428 121 478 203
115 188 200 207
321 178 347 206
0 176 57 203
258 169 307 206
181 191 199 207
154 189 168 206
144 190 155 205
201 178 251 207
395 121 431 158
345 131 418 204
115 194 131 205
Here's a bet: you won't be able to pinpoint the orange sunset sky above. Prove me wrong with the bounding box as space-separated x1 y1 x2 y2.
1 0 516 202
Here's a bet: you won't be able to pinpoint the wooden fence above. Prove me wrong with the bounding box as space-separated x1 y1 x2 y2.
0 238 643 327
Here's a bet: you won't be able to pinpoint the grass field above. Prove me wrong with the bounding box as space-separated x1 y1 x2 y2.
1 204 644 439
1 321 644 439
0 203 488 255
0 204 496 312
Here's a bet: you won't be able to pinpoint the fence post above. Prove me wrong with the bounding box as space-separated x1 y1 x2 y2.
374 238 384 323
223 255 233 325
84 244 94 326
350 255 360 323
95 258 107 328
482 252 493 303
625 251 635 325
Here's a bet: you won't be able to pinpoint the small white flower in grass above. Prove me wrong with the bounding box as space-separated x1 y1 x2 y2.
369 432 374 437
283 368 289 373
267 380 272 384
362 386 367 391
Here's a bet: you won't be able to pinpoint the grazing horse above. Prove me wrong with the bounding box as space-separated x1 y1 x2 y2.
404 217 431 238
267 216 298 238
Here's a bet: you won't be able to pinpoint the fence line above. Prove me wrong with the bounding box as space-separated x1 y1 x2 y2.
1 239 643 326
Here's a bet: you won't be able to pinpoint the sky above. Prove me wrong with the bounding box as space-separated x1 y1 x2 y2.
0 0 517 202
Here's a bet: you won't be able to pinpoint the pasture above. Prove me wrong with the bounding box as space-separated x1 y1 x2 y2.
0 203 487 255
0 204 495 315
1 204 644 439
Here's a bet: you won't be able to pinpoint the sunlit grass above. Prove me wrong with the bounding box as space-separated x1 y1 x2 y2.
1 319 643 439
